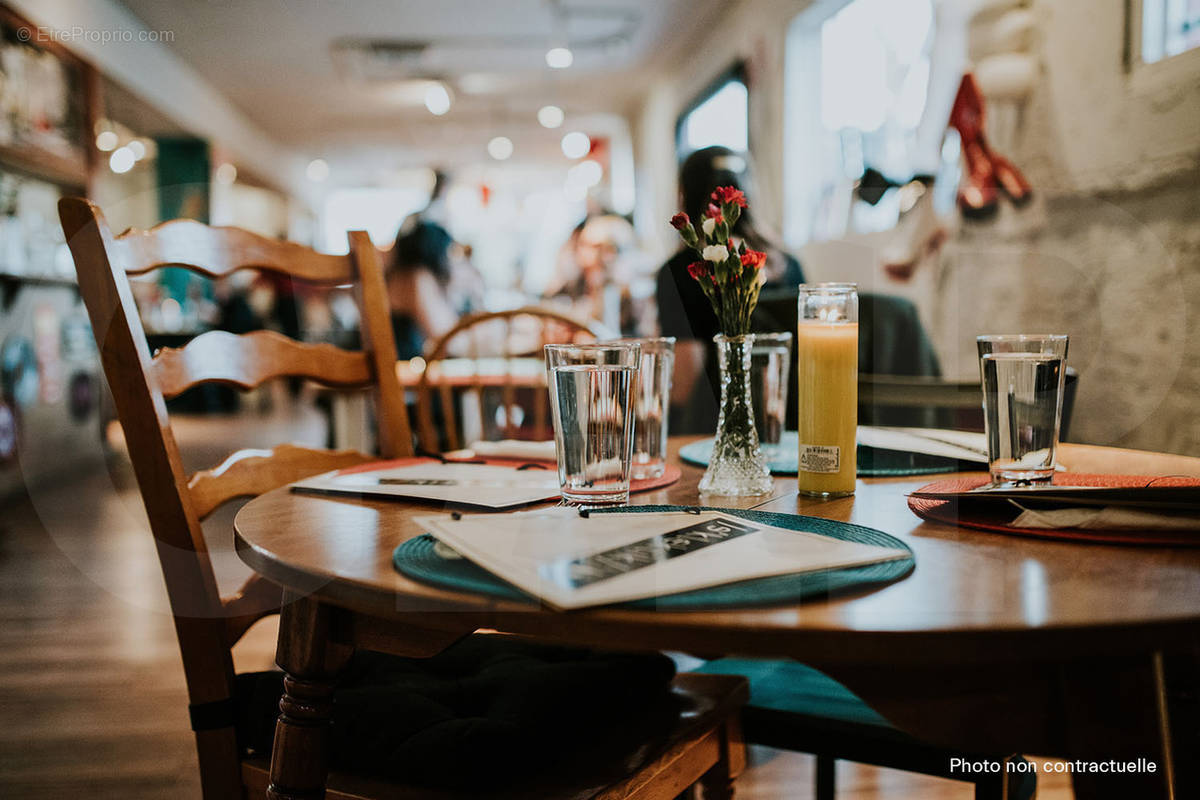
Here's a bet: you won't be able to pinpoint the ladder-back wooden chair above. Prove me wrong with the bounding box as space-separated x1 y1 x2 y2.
414 306 611 452
60 199 747 800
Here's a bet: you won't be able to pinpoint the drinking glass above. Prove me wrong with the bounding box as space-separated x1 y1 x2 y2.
618 337 674 480
750 332 792 456
976 334 1069 484
544 342 641 505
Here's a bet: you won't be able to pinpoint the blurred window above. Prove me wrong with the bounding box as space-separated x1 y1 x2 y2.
676 68 749 156
1141 0 1200 63
321 187 428 254
784 0 935 245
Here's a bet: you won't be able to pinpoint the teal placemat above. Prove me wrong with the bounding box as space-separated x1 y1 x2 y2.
393 506 914 610
679 432 970 477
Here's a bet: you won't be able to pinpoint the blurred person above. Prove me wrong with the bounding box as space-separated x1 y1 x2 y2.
546 213 651 335
386 220 472 359
400 168 452 235
656 146 805 433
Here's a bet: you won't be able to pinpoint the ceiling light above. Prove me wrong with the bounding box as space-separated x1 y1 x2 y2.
487 136 514 161
424 82 452 116
545 47 573 69
570 159 603 188
306 158 330 182
127 139 146 161
215 163 238 185
109 147 135 174
95 130 119 151
537 105 564 129
560 131 590 159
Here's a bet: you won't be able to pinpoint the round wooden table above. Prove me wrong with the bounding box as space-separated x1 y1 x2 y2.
235 440 1200 799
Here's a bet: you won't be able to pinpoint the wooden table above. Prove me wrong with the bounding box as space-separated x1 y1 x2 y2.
235 440 1200 799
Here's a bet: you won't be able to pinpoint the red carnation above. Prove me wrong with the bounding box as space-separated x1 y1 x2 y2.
670 212 690 230
740 249 766 270
686 261 709 281
711 185 747 208
704 203 724 221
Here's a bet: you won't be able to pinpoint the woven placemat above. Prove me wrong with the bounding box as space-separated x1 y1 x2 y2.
679 432 970 477
393 505 914 610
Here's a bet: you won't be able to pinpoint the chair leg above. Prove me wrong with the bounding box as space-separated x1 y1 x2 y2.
699 717 745 800
815 755 836 800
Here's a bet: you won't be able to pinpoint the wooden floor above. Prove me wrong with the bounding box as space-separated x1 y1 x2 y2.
0 393 1074 798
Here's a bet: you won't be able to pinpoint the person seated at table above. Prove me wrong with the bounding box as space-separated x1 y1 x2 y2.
656 146 805 433
385 220 475 359
545 213 654 336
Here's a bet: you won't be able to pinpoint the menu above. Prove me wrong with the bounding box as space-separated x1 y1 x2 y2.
417 508 909 610
291 462 561 509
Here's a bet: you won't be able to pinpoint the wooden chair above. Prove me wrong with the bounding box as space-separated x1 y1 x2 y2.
59 198 746 800
414 306 612 452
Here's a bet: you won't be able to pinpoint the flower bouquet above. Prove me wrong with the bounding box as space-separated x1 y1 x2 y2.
669 187 773 495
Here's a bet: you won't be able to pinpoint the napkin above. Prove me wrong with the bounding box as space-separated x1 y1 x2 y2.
1012 506 1200 531
468 439 557 461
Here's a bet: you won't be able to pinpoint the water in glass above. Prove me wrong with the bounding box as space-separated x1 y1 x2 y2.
549 363 637 504
981 351 1064 482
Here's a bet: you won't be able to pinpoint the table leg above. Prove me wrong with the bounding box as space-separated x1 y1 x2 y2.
1060 653 1173 800
266 593 352 800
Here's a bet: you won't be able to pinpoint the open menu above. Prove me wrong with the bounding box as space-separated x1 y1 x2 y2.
291 462 561 509
417 508 909 610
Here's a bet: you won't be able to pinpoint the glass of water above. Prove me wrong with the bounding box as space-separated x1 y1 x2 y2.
544 342 641 505
750 332 793 456
614 337 675 480
977 334 1069 484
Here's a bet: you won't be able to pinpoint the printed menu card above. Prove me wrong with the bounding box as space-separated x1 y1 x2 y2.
291 462 561 509
417 508 909 610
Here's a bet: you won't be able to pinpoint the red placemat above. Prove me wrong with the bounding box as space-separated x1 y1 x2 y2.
336 457 681 494
908 473 1200 546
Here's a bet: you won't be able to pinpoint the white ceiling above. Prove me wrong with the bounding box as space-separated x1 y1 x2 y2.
116 0 724 182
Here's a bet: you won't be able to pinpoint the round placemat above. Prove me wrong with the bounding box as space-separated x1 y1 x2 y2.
393 505 914 610
679 432 968 477
909 474 1200 546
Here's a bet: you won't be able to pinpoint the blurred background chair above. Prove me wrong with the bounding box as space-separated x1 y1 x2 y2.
413 306 612 452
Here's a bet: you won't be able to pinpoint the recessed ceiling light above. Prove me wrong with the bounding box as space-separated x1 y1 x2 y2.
488 136 514 161
127 139 146 161
545 47 573 69
560 131 590 159
537 105 564 129
109 147 135 174
95 130 119 152
424 82 452 116
306 158 330 182
570 159 603 188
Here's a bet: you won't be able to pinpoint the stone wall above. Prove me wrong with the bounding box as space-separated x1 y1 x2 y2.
930 171 1199 454
928 0 1200 455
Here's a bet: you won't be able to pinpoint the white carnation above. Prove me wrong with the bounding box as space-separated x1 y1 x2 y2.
702 217 717 236
702 244 728 263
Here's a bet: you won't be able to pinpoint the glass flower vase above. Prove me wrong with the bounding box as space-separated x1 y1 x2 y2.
698 334 774 496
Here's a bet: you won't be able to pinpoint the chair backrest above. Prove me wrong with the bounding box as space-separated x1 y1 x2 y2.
859 367 1080 436
413 306 611 452
58 197 414 798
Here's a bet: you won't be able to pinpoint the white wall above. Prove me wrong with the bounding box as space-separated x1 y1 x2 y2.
930 0 1200 453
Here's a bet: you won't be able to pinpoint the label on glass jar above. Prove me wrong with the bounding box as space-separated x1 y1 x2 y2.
799 444 840 473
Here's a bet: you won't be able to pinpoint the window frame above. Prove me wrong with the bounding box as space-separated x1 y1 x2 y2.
674 61 750 161
1126 0 1200 91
